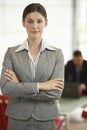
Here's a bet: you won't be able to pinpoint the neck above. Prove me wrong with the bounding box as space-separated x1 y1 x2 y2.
27 37 42 49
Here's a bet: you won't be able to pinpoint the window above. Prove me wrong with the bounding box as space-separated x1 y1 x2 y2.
79 0 87 59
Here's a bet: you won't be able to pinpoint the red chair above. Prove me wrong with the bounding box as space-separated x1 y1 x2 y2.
54 116 65 130
82 110 87 118
0 95 9 130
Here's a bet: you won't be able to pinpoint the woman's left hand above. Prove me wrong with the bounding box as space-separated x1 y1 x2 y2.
5 69 19 83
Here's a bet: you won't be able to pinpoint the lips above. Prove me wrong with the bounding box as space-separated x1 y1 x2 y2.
31 31 40 34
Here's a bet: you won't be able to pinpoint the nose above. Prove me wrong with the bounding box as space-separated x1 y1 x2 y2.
33 21 38 29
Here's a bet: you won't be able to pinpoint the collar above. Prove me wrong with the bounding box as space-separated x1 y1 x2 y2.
15 39 56 52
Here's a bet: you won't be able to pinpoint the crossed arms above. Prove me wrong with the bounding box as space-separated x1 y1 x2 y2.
0 48 64 101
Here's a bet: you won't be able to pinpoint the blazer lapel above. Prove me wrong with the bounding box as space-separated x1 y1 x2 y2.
35 51 47 82
17 50 33 81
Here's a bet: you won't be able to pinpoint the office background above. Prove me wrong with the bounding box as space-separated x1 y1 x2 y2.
0 0 87 72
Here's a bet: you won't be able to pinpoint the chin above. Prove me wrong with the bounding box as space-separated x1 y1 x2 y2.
31 35 41 39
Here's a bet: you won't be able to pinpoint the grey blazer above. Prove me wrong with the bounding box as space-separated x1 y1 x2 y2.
0 42 64 121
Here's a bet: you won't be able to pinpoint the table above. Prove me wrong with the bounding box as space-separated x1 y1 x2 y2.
59 97 87 115
59 97 87 130
0 95 9 130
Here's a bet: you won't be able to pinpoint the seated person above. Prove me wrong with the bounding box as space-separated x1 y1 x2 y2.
65 50 87 96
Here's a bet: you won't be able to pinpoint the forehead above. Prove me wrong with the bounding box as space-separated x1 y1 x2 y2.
25 12 45 19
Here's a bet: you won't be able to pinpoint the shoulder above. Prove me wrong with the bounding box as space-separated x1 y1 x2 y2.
4 45 19 56
7 45 20 52
46 45 64 57
83 60 87 66
46 46 64 60
43 40 64 62
43 40 63 55
6 39 28 53
83 60 87 63
66 60 73 66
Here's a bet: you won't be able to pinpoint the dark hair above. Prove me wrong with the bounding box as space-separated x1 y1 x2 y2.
73 50 82 57
22 3 47 21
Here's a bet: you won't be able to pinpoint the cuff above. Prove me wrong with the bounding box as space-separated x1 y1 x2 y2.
37 83 39 93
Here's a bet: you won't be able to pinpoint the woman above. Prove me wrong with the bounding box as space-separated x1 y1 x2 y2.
0 3 64 130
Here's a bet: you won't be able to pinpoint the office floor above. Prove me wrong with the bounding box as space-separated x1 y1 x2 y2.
61 120 87 130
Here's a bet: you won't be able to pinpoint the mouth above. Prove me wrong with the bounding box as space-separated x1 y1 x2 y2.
31 31 40 34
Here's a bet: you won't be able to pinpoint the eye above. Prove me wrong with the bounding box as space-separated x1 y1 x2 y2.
37 19 43 24
27 19 34 24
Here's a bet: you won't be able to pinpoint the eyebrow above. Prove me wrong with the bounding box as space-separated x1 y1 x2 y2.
26 18 43 20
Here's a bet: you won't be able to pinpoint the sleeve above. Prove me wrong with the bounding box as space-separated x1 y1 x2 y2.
0 48 39 97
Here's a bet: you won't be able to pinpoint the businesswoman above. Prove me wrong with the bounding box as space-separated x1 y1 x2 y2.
0 3 64 130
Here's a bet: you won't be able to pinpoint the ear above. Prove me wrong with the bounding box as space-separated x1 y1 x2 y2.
45 19 48 27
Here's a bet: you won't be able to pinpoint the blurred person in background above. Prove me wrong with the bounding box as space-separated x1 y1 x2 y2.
65 50 87 96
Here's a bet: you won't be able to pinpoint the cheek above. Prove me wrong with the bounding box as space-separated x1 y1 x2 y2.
26 26 32 32
40 24 46 30
24 23 32 29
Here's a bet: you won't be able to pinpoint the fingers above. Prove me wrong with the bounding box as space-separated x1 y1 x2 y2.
53 78 64 90
54 78 64 82
5 69 14 75
5 75 13 82
4 69 19 83
57 81 64 89
5 70 14 80
5 70 13 77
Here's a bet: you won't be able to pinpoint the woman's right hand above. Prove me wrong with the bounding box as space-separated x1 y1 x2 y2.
39 78 64 91
5 69 19 83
